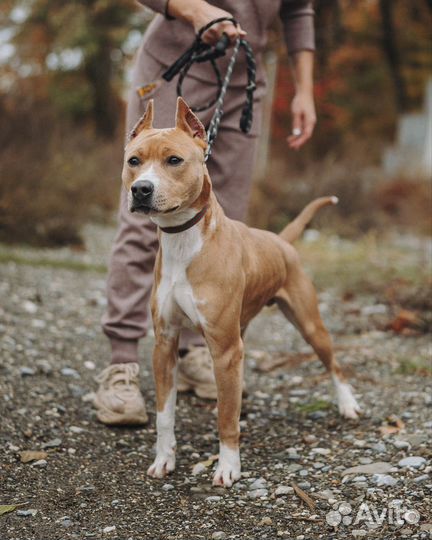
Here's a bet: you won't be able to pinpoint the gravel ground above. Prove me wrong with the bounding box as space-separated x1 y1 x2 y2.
1 226 431 540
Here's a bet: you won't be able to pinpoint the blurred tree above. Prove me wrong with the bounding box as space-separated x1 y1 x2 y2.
6 0 145 137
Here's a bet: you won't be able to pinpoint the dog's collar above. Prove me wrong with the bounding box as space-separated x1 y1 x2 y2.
159 204 209 234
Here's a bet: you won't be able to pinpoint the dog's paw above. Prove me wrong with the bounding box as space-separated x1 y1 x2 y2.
212 462 241 488
338 385 361 419
147 453 176 478
212 445 241 488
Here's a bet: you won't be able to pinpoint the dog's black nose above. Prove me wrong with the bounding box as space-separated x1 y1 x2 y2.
131 180 154 201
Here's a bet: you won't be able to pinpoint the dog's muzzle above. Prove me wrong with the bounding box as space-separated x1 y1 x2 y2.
130 180 154 212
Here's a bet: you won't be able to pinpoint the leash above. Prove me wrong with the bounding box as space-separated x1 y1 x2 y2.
140 17 257 162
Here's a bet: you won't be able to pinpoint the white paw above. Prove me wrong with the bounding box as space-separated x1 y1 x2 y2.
147 453 176 478
212 444 241 488
212 462 241 488
333 375 361 419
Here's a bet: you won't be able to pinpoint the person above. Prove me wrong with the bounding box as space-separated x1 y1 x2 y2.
94 0 317 425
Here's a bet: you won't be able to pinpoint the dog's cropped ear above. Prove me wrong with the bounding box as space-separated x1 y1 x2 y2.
128 99 154 141
175 97 207 142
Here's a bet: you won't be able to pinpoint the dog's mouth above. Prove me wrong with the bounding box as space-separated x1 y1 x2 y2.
130 204 180 215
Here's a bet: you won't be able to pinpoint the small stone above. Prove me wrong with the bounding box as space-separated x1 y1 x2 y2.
413 474 429 483
393 440 410 450
298 481 311 489
274 485 294 496
192 462 206 476
17 509 37 517
211 532 226 540
84 361 96 370
249 477 267 490
358 457 372 465
248 488 268 499
259 517 272 526
373 474 398 487
206 496 222 503
342 462 392 475
313 462 325 469
287 463 302 473
69 426 85 434
41 438 62 449
309 411 327 420
352 530 367 538
102 526 116 533
353 476 367 482
32 459 47 468
61 367 80 379
312 447 331 456
398 456 426 469
371 442 386 453
23 300 38 314
162 483 174 491
20 367 36 377
299 469 308 477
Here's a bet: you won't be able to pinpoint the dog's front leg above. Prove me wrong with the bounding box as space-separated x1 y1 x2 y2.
147 333 179 478
206 335 244 488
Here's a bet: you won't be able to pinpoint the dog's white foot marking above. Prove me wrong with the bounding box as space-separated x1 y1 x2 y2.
333 374 361 419
147 386 177 479
213 444 241 488
147 453 176 478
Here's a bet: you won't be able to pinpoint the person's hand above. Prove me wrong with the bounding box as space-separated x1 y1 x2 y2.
191 2 247 45
287 90 316 150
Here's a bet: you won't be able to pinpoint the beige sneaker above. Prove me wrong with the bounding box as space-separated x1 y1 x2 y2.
94 363 148 425
177 346 218 399
177 346 247 400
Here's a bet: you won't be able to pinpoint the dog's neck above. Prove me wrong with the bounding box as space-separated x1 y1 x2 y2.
151 171 217 233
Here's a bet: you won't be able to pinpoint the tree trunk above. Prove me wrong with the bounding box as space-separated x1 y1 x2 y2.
379 0 409 112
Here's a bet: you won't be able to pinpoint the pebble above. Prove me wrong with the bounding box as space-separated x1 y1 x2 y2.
371 442 386 453
248 488 268 499
102 526 116 533
192 462 206 475
17 509 37 517
249 477 267 490
61 367 80 379
162 483 174 491
41 438 62 449
84 360 96 370
352 530 367 538
20 367 36 377
343 462 392 475
32 459 47 468
22 300 38 314
287 463 302 473
312 447 331 456
299 469 308 477
353 476 367 482
373 474 398 487
69 426 85 434
414 474 429 483
393 440 410 450
211 532 226 540
298 481 311 489
274 485 294 496
398 456 426 469
309 411 327 420
258 517 272 526
206 496 222 503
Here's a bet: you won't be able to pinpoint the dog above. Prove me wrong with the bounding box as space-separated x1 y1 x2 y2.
122 97 361 488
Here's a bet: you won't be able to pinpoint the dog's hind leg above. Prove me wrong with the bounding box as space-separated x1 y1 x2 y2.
274 257 361 419
147 331 180 478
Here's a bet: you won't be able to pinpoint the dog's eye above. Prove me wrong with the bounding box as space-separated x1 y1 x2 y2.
167 155 183 166
127 156 141 167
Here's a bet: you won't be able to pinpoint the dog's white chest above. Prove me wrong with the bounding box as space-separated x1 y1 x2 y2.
156 228 205 330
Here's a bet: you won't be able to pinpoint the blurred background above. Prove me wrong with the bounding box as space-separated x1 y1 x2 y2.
0 0 431 246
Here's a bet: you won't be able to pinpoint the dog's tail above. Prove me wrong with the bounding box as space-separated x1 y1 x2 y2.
279 196 338 244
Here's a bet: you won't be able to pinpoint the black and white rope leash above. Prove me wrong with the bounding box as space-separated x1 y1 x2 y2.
160 17 257 161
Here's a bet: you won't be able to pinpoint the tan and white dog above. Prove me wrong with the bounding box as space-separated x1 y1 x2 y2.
122 97 361 488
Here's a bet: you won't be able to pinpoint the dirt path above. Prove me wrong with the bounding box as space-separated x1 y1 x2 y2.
1 226 431 539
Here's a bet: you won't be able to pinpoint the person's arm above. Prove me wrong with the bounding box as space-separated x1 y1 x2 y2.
279 0 316 150
138 0 246 45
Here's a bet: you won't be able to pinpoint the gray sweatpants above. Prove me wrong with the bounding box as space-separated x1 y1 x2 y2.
102 49 262 363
